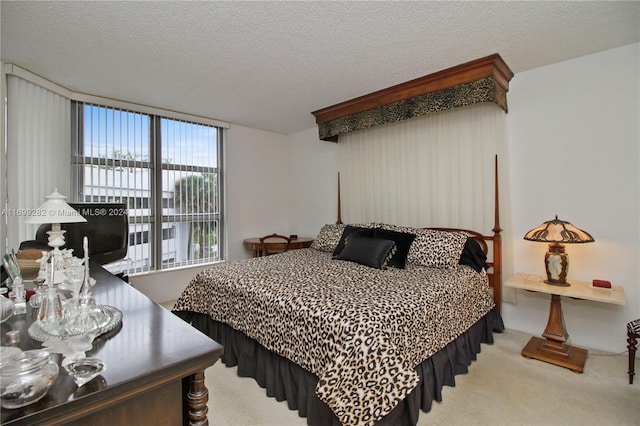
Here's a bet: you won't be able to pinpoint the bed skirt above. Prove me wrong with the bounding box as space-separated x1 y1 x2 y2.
174 307 504 426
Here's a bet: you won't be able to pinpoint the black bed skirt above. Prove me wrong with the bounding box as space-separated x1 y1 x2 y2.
173 308 504 426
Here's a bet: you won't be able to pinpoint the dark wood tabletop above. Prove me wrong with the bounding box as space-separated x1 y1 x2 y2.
0 265 223 425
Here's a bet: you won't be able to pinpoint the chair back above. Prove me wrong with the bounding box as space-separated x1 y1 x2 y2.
259 234 291 256
32 203 128 265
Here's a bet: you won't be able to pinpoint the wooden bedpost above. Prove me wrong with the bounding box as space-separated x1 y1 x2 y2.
492 155 502 313
336 172 343 225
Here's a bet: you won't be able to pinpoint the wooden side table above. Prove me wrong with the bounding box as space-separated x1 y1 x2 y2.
243 237 314 257
505 273 626 373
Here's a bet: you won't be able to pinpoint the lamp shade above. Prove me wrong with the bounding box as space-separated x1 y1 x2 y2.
524 215 594 286
24 189 87 225
523 215 594 244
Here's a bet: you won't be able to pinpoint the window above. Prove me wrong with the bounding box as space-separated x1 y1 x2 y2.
72 103 224 274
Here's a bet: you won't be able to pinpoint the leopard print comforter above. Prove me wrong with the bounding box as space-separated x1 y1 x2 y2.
173 248 494 426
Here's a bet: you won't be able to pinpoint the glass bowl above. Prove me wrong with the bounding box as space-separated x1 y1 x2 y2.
0 349 59 409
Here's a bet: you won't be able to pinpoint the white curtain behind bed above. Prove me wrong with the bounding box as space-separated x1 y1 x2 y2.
337 103 506 233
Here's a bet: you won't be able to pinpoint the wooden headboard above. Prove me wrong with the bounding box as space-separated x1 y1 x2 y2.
336 156 503 312
427 227 502 313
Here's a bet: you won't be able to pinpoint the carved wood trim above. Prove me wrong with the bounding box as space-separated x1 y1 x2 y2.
311 54 513 142
187 371 209 426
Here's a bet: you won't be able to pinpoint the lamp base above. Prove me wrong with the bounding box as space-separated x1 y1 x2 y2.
544 243 570 286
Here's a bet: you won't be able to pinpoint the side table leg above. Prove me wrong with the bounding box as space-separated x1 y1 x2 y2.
540 294 570 356
521 294 588 372
187 371 209 426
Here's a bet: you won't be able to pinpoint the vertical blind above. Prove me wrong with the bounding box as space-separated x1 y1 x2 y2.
72 104 153 272
72 103 222 274
159 117 221 270
5 75 71 249
337 103 506 233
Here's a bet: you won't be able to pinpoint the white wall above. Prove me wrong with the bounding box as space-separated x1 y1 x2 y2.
129 264 210 303
503 43 639 353
224 124 291 260
286 127 339 237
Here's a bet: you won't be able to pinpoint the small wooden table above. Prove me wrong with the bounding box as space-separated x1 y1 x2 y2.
505 273 626 373
243 236 314 257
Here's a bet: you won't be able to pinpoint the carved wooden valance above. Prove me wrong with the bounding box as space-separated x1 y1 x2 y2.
311 54 514 142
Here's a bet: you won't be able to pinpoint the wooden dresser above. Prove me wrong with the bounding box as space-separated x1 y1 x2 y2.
0 265 223 425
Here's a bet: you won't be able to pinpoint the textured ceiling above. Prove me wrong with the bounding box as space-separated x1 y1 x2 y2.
1 1 638 135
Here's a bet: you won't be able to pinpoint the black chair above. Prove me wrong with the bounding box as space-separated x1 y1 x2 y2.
20 202 128 266
628 319 640 384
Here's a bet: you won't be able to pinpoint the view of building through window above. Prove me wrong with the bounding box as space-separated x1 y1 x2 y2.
72 103 223 274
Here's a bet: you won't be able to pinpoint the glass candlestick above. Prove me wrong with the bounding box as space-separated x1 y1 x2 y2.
79 236 95 306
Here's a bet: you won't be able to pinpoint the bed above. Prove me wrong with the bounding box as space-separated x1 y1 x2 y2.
173 164 504 426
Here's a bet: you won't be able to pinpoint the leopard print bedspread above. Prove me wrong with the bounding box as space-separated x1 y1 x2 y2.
173 248 494 426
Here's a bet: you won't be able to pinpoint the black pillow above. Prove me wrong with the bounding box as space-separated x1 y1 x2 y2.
336 235 396 269
373 228 416 269
332 225 376 257
459 237 489 273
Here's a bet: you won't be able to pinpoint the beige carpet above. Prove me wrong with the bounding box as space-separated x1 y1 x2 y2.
203 329 639 426
163 303 639 425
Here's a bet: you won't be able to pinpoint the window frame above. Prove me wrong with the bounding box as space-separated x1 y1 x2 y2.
71 101 225 274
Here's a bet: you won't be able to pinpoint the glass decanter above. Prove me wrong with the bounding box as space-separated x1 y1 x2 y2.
37 254 64 335
37 286 64 335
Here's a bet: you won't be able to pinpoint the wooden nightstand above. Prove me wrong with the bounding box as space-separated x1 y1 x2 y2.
243 237 314 257
505 273 626 373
